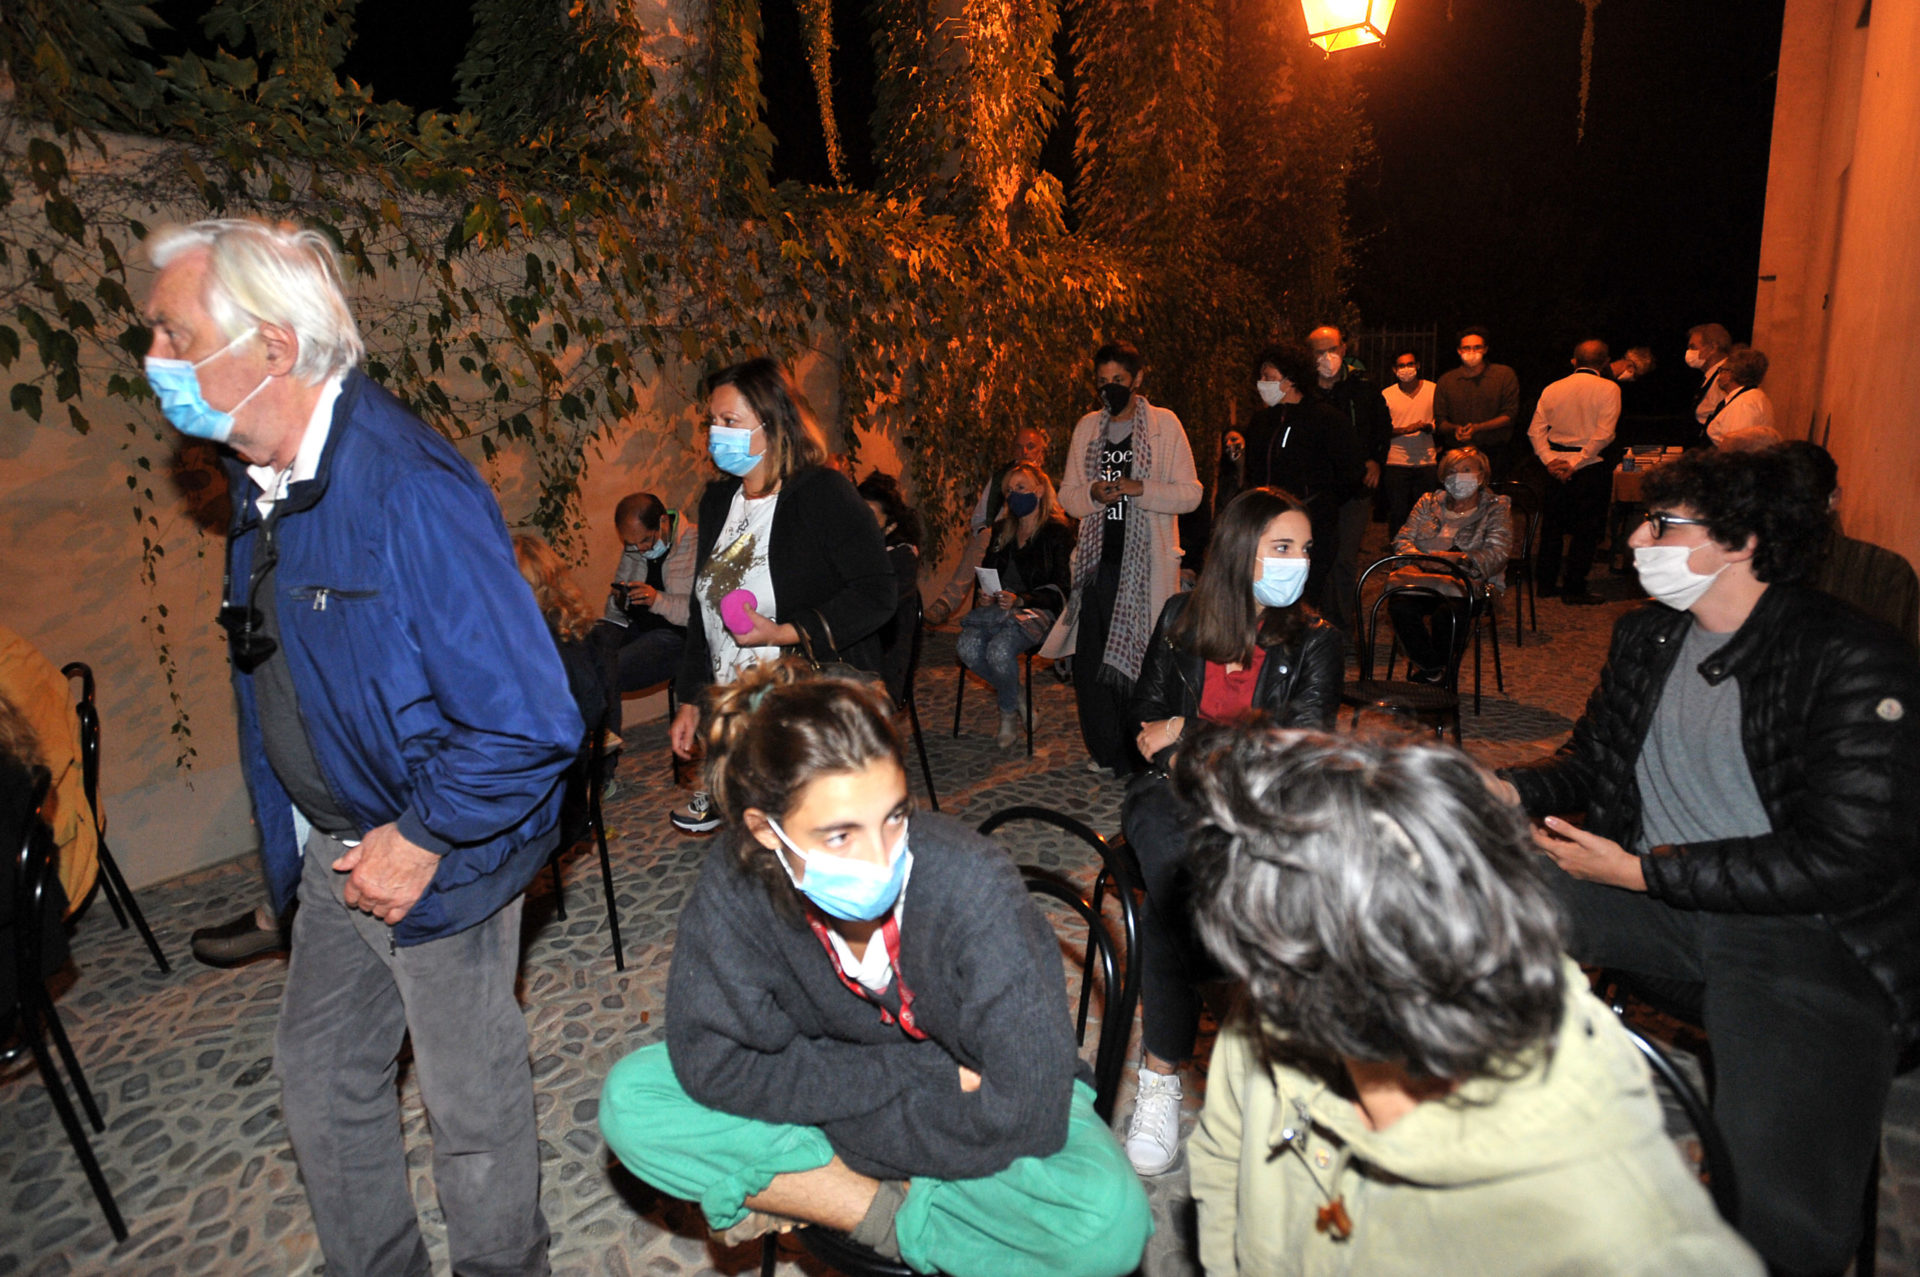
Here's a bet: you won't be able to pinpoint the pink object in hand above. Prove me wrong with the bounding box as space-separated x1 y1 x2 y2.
720 589 759 636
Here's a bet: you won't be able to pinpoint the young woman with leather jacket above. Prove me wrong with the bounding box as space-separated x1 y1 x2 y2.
1116 486 1344 1177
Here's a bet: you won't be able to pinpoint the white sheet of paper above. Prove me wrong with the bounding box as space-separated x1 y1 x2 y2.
975 566 1003 596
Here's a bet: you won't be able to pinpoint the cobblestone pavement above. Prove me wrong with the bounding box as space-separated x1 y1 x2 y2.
4 559 1915 1275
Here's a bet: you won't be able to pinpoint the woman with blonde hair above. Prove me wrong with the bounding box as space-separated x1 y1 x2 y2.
956 462 1076 747
599 660 1149 1276
514 533 607 742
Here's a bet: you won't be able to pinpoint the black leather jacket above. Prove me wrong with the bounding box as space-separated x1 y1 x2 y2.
1130 593 1345 743
1503 584 1920 1045
982 517 1075 616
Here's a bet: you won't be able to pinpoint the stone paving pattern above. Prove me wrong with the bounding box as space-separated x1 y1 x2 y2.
5 558 1916 1275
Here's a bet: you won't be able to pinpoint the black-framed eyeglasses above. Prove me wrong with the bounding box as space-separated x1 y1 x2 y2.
1642 511 1709 539
218 529 280 673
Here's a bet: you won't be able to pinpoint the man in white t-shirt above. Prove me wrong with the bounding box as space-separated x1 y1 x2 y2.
1380 349 1437 535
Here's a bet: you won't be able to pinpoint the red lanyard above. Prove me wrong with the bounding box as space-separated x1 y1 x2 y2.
806 912 926 1041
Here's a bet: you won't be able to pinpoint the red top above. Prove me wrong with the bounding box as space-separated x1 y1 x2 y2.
1200 647 1268 724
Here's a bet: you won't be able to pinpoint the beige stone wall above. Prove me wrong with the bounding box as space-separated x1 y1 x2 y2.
0 121 916 890
1753 0 1920 566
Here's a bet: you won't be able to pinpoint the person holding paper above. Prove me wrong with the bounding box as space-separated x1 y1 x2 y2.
956 464 1075 748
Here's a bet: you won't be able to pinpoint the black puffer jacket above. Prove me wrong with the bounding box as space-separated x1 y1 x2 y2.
1503 584 1920 1045
1131 593 1345 739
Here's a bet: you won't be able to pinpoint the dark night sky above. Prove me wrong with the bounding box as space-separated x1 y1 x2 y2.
147 0 1787 412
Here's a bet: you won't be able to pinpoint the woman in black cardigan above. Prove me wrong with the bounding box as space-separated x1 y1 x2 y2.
668 358 896 834
1116 486 1344 1178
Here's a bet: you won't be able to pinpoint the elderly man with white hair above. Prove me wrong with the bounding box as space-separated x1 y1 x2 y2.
142 218 580 1275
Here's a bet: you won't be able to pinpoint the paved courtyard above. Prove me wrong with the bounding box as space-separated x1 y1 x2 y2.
4 564 1916 1275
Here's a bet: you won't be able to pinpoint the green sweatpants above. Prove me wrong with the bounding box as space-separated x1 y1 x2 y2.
600 1043 1152 1277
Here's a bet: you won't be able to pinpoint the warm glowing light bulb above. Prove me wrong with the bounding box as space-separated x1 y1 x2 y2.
1301 0 1398 53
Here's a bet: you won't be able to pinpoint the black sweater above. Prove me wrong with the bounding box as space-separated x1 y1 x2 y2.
1502 585 1920 1047
676 465 897 702
664 813 1083 1181
981 517 1076 615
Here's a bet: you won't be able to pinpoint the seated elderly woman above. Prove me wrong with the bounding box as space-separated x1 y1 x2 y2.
599 661 1150 1277
1705 346 1775 448
1385 446 1510 682
1176 725 1760 1275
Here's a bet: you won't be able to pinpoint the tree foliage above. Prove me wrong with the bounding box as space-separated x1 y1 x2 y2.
1 0 1366 767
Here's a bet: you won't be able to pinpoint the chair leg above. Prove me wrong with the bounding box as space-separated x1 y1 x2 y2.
95 839 170 974
22 1017 127 1240
951 661 966 738
589 786 626 972
549 849 567 921
1471 616 1483 716
32 985 105 1131
1488 601 1505 694
907 688 939 813
760 1232 779 1277
1075 870 1109 1044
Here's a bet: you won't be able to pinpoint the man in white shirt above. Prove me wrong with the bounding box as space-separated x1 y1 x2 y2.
1380 349 1437 534
1530 340 1621 605
1704 347 1776 447
1685 323 1733 438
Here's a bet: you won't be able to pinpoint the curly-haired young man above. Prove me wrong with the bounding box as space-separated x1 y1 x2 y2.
1497 445 1920 1274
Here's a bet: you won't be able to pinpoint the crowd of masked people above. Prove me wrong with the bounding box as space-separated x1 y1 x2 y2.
17 214 1909 1277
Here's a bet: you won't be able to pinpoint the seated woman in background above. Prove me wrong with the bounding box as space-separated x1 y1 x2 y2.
514 533 609 743
1178 726 1760 1275
598 661 1150 1277
1386 446 1511 683
1117 486 1343 1177
954 463 1075 748
856 470 925 706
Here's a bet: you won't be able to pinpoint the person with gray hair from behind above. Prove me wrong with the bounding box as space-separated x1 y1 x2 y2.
142 218 581 1275
1175 725 1759 1276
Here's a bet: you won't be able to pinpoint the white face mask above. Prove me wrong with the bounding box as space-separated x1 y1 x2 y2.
1315 352 1342 379
1256 378 1284 407
1684 348 1706 370
1443 473 1481 500
1459 349 1485 368
1394 367 1418 384
1633 544 1727 611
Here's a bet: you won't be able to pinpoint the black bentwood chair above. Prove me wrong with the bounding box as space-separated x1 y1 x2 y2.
1491 480 1542 644
758 870 1135 1277
6 767 129 1241
901 599 940 812
548 710 626 970
60 663 170 973
1344 555 1480 743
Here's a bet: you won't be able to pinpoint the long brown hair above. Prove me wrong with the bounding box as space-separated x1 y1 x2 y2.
706 357 829 485
1171 486 1313 664
512 534 597 642
702 659 904 923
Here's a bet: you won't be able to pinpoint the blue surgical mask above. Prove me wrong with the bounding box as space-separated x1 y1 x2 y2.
642 536 671 560
1005 490 1039 518
1253 555 1309 609
143 330 266 443
708 424 764 477
766 816 912 922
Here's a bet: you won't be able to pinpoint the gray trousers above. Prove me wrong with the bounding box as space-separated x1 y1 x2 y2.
276 832 550 1276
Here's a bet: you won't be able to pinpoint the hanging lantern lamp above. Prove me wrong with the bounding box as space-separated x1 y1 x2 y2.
1301 0 1397 53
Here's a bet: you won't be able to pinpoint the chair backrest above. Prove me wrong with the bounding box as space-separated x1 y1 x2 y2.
59 662 105 833
977 805 1142 1121
1353 553 1480 684
1491 481 1542 565
1815 534 1920 652
1021 872 1131 1122
1617 1021 1740 1225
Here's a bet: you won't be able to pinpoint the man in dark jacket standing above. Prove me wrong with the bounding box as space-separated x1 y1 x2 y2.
1308 324 1389 632
144 219 581 1276
1496 447 1920 1275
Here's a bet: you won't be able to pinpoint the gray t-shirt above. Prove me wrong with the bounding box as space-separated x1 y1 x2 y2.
1634 622 1772 851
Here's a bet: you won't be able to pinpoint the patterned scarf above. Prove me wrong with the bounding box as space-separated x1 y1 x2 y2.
1065 393 1157 688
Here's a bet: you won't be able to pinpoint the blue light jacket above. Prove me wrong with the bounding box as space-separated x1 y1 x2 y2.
222 371 582 945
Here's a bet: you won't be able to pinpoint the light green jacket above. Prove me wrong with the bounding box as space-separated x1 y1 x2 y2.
1188 963 1761 1275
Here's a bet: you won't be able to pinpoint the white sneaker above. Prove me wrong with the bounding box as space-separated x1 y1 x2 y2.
670 791 722 834
1124 1067 1184 1176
